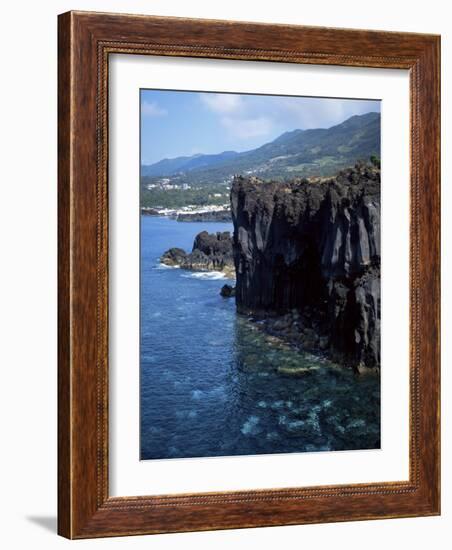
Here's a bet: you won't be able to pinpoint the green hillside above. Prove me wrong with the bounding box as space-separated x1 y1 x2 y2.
141 112 380 208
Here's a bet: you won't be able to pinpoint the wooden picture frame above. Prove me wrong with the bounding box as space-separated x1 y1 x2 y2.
58 10 440 539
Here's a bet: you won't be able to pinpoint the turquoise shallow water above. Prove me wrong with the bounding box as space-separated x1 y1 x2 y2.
140 216 380 460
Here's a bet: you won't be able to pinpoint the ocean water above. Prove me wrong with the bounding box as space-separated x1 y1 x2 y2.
140 216 380 460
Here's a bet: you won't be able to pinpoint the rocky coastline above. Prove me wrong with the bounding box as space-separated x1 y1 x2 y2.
231 164 381 373
176 209 231 222
160 231 235 278
141 207 160 216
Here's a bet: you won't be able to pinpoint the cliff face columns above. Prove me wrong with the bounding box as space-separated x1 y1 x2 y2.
231 165 381 372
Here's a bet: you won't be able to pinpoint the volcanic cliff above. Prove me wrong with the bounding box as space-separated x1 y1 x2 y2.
230 164 381 372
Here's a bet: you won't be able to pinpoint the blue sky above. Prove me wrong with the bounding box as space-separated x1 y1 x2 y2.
140 90 381 165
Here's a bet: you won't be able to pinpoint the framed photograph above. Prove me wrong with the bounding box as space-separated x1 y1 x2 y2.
58 11 440 538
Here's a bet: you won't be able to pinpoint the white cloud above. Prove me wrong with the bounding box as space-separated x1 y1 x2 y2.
198 92 379 145
200 93 243 114
142 101 167 117
221 116 273 139
268 96 380 130
200 93 273 141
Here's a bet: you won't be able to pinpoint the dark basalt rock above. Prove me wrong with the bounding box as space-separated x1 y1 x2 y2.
141 207 161 216
220 284 236 297
161 231 235 277
176 209 232 222
160 247 187 266
193 231 233 265
230 164 380 371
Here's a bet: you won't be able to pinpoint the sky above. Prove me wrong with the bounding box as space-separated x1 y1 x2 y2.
140 89 381 165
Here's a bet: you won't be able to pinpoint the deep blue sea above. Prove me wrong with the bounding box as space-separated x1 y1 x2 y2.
140 216 380 460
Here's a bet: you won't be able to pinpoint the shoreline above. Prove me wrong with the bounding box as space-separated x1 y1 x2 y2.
147 214 379 374
243 311 380 376
141 206 231 222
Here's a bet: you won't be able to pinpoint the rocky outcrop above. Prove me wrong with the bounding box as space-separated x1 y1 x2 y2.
220 284 236 297
230 164 380 372
160 247 187 266
141 207 161 216
176 209 232 222
161 231 235 277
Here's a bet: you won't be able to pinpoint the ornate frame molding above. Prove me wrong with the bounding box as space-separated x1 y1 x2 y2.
58 11 440 538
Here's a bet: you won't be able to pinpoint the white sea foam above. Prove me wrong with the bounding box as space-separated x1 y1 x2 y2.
181 271 226 281
155 262 180 270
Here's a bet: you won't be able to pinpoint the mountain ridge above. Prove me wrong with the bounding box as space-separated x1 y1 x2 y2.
141 112 380 182
142 150 240 177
